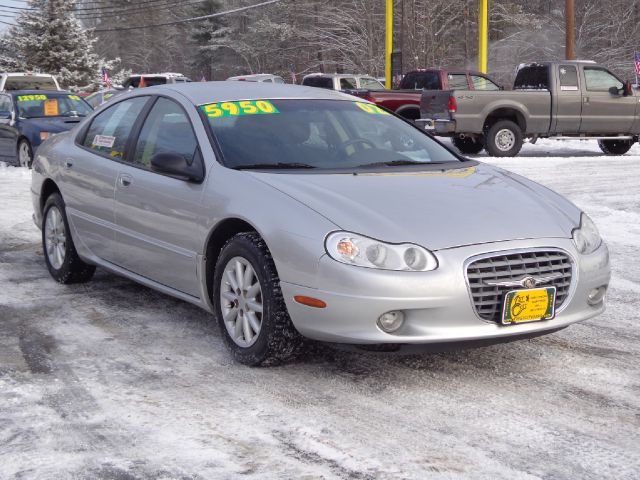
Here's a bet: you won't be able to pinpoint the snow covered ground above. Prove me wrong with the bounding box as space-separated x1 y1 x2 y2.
0 140 639 479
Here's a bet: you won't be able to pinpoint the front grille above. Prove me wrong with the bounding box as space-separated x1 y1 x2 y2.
466 250 573 323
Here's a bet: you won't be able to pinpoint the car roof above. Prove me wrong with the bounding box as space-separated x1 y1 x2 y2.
140 81 357 105
303 73 375 79
7 89 69 95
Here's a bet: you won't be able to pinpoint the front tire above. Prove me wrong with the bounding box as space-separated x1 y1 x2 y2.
485 120 524 157
213 232 302 366
42 193 96 284
598 139 634 155
452 135 484 155
18 139 33 168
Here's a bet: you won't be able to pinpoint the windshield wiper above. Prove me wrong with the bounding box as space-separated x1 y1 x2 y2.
355 159 427 168
232 162 316 170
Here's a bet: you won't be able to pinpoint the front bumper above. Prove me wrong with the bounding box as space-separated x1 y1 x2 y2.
415 118 456 135
281 238 610 345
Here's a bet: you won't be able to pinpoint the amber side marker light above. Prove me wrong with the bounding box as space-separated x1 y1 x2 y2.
294 296 327 308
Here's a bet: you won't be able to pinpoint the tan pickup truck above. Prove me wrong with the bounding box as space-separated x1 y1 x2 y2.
418 61 639 157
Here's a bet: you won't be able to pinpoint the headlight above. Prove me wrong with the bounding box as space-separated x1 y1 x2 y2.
572 213 602 254
325 231 438 271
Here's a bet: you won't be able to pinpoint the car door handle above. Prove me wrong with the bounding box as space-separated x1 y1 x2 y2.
583 97 589 103
118 174 133 187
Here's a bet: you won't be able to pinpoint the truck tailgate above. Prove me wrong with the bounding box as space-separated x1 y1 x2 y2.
420 90 453 120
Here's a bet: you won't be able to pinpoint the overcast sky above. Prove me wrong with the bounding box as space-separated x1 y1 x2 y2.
0 0 26 32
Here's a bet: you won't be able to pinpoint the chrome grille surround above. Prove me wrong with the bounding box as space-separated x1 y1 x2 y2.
465 248 575 323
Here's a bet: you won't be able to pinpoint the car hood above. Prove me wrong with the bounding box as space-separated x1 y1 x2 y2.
21 116 83 133
249 163 581 250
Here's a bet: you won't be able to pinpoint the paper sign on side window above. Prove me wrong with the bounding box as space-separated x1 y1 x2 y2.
93 135 116 148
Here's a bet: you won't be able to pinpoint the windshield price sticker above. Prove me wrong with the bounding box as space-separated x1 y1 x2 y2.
17 94 47 102
68 95 81 101
354 102 390 115
201 100 279 118
44 99 59 116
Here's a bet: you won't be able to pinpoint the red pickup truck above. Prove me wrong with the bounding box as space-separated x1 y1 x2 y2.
352 69 502 121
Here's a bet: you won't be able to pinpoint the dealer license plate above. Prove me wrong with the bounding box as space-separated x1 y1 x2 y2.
502 287 556 324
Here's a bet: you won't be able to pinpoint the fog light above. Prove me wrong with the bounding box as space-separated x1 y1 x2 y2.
587 286 607 305
377 310 405 333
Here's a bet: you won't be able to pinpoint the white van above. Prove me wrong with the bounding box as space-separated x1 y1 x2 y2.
0 72 61 91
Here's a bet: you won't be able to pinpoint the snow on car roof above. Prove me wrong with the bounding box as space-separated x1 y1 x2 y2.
145 81 357 105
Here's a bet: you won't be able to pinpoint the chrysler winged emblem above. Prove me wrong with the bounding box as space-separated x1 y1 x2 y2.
483 272 562 288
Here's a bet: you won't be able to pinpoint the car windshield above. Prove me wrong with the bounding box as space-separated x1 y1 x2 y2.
16 93 93 118
202 99 461 170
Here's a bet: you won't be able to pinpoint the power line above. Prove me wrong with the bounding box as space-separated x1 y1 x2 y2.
0 18 15 25
75 0 215 19
93 0 283 32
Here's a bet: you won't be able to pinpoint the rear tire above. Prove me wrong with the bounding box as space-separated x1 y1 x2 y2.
18 139 33 168
485 120 523 157
597 139 634 155
452 135 484 155
42 193 96 284
213 232 302 366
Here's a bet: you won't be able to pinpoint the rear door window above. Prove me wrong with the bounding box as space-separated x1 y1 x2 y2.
302 77 334 89
339 78 357 89
401 71 441 90
132 97 198 169
514 65 549 90
558 65 579 91
448 74 469 90
81 97 149 160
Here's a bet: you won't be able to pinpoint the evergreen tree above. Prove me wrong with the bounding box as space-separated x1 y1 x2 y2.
6 0 101 88
188 0 230 80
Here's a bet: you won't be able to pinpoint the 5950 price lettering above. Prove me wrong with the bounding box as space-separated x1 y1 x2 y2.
201 100 279 118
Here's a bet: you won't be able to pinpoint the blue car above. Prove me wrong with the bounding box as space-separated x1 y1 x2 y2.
0 90 93 167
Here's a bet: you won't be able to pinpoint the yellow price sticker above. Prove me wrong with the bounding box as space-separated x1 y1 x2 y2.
68 95 81 101
201 100 279 118
43 99 59 116
17 94 47 102
354 102 390 115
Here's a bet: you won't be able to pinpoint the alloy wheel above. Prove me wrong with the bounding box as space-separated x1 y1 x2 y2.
44 206 66 269
19 142 31 167
220 256 263 348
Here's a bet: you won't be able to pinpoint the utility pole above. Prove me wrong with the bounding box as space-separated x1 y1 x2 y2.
478 0 488 73
565 0 575 60
385 0 393 89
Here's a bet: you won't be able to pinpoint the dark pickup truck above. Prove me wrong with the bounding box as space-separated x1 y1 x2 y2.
418 61 639 156
350 69 502 120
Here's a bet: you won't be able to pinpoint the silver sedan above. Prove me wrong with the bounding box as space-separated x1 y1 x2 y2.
31 83 610 365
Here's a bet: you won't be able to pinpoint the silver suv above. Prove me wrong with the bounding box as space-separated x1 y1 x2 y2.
302 73 384 91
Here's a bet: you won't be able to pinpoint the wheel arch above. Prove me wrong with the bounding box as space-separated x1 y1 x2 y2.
203 217 262 302
395 105 421 121
483 108 527 134
40 178 61 214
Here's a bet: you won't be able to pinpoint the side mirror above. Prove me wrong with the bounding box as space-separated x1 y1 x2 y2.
499 85 505 91
150 150 204 183
609 86 621 96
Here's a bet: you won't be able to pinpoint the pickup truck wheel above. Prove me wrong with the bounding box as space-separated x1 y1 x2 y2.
485 120 523 157
452 136 484 155
597 139 634 155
